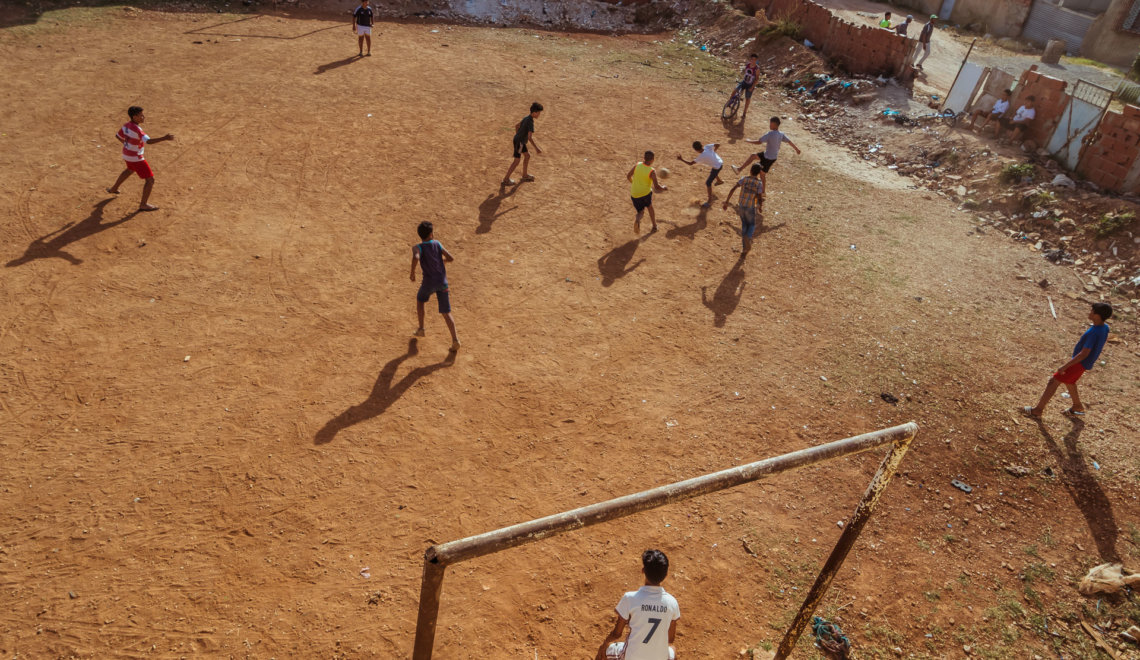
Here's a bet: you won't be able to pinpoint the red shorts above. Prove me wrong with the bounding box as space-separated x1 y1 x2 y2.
1053 364 1086 385
125 159 154 179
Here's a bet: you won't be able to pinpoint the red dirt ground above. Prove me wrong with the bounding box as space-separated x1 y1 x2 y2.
1 7 1138 658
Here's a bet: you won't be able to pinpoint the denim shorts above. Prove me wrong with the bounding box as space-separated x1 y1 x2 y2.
738 205 757 238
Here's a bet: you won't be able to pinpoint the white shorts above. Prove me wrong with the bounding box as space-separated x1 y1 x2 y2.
356 25 372 35
606 642 676 660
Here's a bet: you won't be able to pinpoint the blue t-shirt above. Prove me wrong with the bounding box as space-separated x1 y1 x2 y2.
414 240 448 291
1073 323 1109 370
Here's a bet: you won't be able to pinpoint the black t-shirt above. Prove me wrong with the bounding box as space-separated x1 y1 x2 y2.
514 115 535 143
354 6 373 26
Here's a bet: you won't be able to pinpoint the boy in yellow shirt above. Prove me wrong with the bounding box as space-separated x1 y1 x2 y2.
626 150 668 234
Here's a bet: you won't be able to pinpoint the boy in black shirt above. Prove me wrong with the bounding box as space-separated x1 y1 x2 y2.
502 102 543 186
352 0 373 57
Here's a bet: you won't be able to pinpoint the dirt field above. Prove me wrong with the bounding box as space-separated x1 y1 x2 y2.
2 7 1139 659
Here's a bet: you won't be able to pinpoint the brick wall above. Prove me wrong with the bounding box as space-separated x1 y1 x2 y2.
748 0 915 77
1010 67 1068 146
1077 104 1140 193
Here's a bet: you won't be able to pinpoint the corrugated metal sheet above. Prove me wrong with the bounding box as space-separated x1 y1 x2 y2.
1021 0 1097 53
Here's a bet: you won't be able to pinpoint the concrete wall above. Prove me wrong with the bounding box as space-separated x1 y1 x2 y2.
1012 67 1069 146
1081 0 1140 67
950 0 1032 36
750 0 915 76
1077 104 1140 193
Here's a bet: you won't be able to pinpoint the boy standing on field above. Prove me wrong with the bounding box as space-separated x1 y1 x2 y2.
1024 302 1113 418
595 549 680 660
410 221 460 352
503 102 543 185
722 163 764 253
676 141 723 208
627 151 668 234
352 0 373 57
731 116 800 191
107 106 174 212
738 53 760 120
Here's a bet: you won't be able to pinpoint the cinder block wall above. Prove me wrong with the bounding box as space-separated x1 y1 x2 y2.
1077 105 1140 194
1011 69 1068 146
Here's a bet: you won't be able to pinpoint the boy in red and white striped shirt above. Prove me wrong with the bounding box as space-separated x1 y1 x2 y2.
107 106 174 211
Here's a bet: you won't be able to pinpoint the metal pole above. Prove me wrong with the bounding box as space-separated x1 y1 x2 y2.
411 559 447 660
941 37 976 112
774 429 917 659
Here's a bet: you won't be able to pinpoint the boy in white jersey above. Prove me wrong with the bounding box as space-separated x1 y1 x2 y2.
676 141 723 208
595 549 680 660
107 106 174 212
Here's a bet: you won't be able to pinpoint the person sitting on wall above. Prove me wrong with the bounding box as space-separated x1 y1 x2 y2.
895 15 913 36
969 89 1012 134
1000 95 1036 143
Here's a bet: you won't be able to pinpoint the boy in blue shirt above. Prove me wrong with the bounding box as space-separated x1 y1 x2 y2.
410 221 460 352
1024 302 1112 417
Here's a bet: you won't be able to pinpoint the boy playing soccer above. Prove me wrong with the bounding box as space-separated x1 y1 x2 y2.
106 106 174 212
722 163 764 253
737 53 760 120
627 151 668 234
503 102 543 185
676 141 723 208
595 549 680 660
1023 302 1113 418
352 0 373 57
410 221 460 352
731 116 800 191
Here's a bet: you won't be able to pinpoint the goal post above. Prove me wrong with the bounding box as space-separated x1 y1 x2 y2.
411 421 919 659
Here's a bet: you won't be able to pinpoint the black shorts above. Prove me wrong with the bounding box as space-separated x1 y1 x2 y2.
705 167 722 187
512 138 528 159
631 194 652 212
757 155 776 172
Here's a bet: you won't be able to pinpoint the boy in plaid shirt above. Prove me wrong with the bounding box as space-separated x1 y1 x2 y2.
722 163 764 253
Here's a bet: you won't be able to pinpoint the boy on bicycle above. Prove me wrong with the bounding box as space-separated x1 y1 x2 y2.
737 54 760 120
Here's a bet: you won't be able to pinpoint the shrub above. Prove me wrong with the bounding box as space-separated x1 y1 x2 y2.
1000 162 1035 183
762 13 803 41
1096 211 1136 237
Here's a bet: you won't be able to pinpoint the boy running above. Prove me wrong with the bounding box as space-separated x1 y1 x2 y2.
627 151 667 234
503 102 543 185
737 53 760 120
1023 303 1112 418
595 549 680 660
106 106 174 212
410 221 460 352
722 163 764 253
352 0 374 57
731 116 800 191
676 141 723 208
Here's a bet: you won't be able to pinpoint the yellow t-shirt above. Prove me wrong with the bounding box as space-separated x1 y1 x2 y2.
630 163 654 198
879 19 891 27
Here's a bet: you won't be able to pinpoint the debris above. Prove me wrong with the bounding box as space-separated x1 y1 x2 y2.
360 567 371 578
1121 625 1140 645
951 479 972 493
1050 174 1076 189
1080 620 1121 659
1078 563 1140 596
183 355 191 362
1005 465 1030 477
68 591 77 599
1048 296 1056 320
879 392 899 405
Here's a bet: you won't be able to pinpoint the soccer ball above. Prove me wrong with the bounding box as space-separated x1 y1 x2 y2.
658 167 670 179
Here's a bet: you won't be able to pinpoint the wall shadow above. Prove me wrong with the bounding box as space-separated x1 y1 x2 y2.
701 253 746 327
476 183 521 234
6 199 137 267
314 338 455 445
597 233 650 287
1036 417 1120 561
665 205 708 240
315 54 362 75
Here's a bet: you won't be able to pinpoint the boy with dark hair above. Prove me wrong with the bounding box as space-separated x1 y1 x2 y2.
1023 302 1112 418
595 549 680 660
879 11 892 28
627 150 668 234
1001 95 1036 143
722 163 764 253
969 88 1011 133
676 141 723 208
914 16 937 69
895 14 913 36
731 116 800 191
503 102 543 186
352 0 374 57
410 221 460 352
107 106 174 212
737 53 760 120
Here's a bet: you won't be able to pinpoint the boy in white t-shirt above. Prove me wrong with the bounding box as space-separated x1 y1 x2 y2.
595 549 680 660
969 89 1011 134
1000 95 1036 143
676 141 723 208
730 116 800 191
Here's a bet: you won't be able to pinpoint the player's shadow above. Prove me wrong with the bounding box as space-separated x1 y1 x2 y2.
6 199 137 268
314 338 455 445
701 253 746 327
722 216 785 239
666 205 709 240
722 117 746 143
315 54 361 75
1035 417 1120 561
597 233 651 287
476 184 521 234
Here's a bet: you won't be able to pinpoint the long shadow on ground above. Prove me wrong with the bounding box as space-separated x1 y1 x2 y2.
702 253 746 328
314 338 455 445
7 199 137 267
1035 417 1120 561
476 183 521 234
315 54 361 75
597 232 652 287
666 205 708 240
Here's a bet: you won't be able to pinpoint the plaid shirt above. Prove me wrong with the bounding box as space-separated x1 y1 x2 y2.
737 176 764 209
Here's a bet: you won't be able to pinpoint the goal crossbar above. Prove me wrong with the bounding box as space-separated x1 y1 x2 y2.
411 421 918 659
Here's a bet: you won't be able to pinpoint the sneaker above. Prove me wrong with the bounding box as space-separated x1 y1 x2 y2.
414 328 426 337
521 174 535 182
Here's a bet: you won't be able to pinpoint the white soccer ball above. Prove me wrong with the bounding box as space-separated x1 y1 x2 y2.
658 167 670 179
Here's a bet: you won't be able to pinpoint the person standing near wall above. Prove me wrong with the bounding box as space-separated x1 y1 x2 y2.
914 16 936 69
895 15 913 36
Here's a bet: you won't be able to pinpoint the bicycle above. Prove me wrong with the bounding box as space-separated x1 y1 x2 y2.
722 81 749 120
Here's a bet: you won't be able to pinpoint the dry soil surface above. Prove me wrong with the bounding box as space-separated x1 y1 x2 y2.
1 8 1139 659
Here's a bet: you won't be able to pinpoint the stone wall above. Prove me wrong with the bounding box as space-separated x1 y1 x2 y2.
1077 104 1140 193
1081 0 1140 68
947 0 1031 37
1011 67 1069 147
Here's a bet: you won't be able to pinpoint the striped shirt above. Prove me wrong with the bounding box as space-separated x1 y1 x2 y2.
117 122 149 162
736 176 764 209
